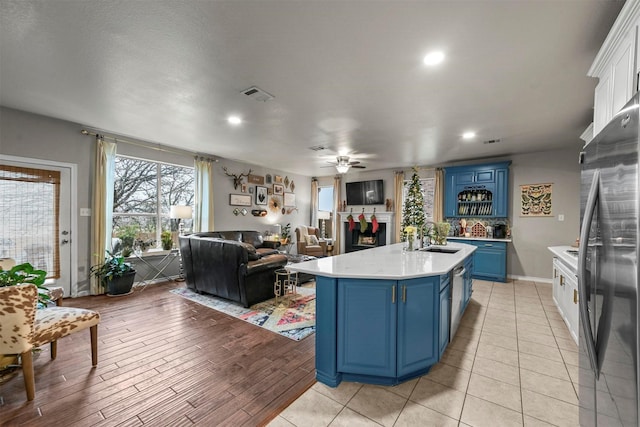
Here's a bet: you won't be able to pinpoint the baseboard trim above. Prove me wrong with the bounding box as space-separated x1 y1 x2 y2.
508 274 552 284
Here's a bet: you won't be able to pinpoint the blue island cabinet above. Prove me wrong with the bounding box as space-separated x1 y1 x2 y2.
316 275 441 387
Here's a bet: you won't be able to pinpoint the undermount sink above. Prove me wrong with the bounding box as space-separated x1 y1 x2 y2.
418 246 460 254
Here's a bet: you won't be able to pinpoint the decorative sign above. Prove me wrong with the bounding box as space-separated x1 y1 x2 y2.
248 174 264 185
284 192 296 207
229 194 252 206
520 183 552 217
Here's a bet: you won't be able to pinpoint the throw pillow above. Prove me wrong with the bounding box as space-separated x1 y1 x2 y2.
305 234 319 245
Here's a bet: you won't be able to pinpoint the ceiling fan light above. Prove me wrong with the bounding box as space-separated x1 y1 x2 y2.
336 164 350 174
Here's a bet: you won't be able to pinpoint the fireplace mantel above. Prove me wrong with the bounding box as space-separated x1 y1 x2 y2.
339 211 394 253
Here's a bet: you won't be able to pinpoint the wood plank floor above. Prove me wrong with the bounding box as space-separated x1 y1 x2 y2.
0 281 316 426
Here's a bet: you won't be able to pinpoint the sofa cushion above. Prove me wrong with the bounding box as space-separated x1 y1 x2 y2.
240 231 264 248
256 247 279 256
247 254 288 275
304 234 319 245
237 242 260 260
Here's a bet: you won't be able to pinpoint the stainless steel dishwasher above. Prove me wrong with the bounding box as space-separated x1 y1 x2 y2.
450 263 465 340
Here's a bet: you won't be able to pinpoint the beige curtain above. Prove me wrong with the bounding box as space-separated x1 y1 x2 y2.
394 170 404 243
433 168 444 223
333 175 341 255
90 135 116 295
310 178 318 227
194 157 215 232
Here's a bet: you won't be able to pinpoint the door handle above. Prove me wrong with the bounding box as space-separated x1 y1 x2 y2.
61 239 69 245
402 285 406 303
578 169 600 377
392 285 396 304
560 275 564 286
61 230 69 235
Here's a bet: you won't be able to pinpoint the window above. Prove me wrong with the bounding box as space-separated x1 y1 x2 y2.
112 156 194 252
402 178 435 221
317 186 334 238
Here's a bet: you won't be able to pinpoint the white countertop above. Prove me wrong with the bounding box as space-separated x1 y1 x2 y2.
287 242 476 280
448 236 513 243
548 246 578 272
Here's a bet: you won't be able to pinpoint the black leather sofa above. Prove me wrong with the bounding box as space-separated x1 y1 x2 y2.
179 231 288 307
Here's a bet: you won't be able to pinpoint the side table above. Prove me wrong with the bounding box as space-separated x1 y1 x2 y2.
130 249 178 289
274 268 297 303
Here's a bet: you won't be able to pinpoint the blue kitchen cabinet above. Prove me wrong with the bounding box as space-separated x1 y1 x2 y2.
444 161 511 218
439 274 451 359
337 279 397 377
337 276 439 381
455 239 507 282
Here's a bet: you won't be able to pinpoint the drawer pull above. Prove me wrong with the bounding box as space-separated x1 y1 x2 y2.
560 275 565 286
392 286 396 304
574 289 578 304
484 244 493 247
554 269 557 278
402 285 407 303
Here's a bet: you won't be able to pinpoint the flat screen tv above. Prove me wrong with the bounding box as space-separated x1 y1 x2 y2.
346 179 384 205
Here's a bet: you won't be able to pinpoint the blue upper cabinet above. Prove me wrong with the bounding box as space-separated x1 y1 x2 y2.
444 161 511 218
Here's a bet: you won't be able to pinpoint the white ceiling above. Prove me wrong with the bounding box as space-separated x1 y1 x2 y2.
0 1 624 176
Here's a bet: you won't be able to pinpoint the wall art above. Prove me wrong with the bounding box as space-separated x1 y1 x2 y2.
229 193 252 206
284 192 296 207
520 183 552 217
248 174 264 185
255 186 268 205
273 184 284 195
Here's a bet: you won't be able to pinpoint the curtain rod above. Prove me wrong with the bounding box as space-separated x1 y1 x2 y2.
80 128 216 160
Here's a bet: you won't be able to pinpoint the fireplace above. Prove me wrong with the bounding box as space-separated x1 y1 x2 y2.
345 222 387 252
339 211 394 253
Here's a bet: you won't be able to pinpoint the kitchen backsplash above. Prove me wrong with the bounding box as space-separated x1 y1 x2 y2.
445 217 511 239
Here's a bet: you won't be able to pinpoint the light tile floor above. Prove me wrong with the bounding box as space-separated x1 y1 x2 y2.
268 279 580 427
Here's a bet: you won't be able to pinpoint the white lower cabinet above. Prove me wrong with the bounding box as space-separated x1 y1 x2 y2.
552 257 578 345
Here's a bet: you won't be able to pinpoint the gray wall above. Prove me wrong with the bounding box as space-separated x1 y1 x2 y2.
1 106 580 284
0 106 311 294
508 148 581 280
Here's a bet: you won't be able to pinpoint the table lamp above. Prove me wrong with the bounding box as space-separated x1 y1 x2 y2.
170 205 193 235
318 211 331 239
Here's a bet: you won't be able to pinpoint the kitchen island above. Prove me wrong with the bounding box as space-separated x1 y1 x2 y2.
287 242 476 387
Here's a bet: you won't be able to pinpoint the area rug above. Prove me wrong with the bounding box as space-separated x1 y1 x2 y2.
170 286 315 341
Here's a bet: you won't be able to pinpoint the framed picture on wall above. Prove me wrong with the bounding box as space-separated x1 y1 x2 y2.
229 194 252 206
284 192 295 207
273 184 284 195
256 186 268 205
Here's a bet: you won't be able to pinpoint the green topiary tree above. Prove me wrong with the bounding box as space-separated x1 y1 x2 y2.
401 167 426 241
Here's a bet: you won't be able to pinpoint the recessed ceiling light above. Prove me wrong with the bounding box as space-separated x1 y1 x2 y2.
227 115 242 125
423 51 445 66
462 131 476 139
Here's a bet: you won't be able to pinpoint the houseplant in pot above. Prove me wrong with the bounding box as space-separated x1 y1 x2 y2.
90 250 136 296
161 231 173 250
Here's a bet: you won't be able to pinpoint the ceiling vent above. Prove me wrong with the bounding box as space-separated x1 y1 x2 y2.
483 138 501 144
241 86 274 102
308 145 327 152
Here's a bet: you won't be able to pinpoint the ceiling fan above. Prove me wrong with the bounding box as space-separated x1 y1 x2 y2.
324 156 366 173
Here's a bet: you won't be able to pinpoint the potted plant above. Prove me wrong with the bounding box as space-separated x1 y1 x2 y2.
90 250 136 296
161 231 173 250
0 262 50 306
280 223 291 244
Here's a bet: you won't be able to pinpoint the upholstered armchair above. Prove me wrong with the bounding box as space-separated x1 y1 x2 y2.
0 284 100 401
295 226 327 257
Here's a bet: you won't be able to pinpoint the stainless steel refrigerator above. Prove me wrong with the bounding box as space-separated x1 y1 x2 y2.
579 93 639 426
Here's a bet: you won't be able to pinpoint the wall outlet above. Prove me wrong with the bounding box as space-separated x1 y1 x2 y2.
558 214 565 221
80 208 91 217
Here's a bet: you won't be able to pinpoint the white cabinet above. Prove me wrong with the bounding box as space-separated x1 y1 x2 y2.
552 257 578 345
589 1 640 135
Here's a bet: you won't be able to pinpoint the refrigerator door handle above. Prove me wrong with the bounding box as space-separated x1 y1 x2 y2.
578 169 600 378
